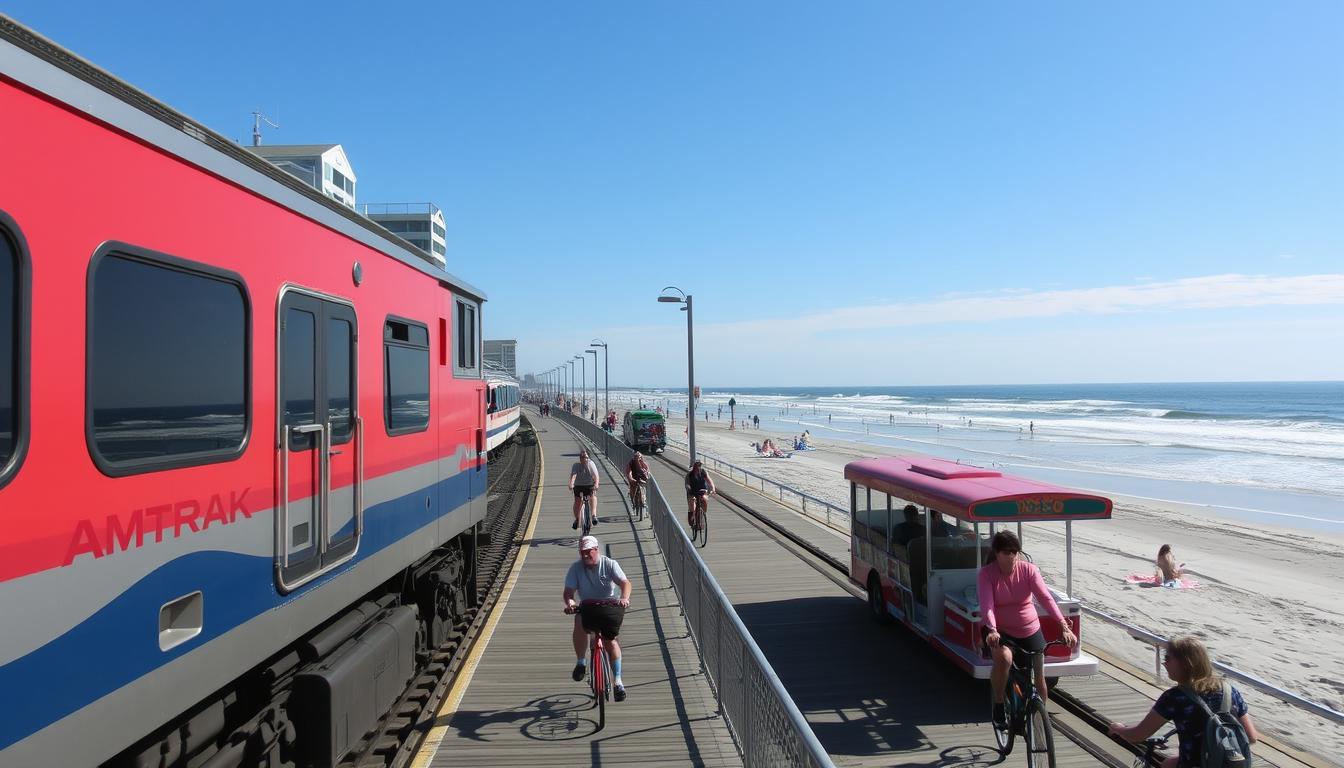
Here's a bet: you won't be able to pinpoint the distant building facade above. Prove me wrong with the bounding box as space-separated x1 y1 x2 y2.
245 143 357 209
483 339 517 378
360 203 447 267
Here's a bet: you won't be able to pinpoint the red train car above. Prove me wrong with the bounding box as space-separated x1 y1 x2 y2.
1 16 491 767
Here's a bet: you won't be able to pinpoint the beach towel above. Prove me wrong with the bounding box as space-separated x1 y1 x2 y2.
1125 572 1201 589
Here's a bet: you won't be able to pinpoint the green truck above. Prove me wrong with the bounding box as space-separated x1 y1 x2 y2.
622 409 667 453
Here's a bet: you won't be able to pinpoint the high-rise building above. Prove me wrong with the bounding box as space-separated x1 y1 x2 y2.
360 203 447 267
483 339 517 378
244 144 356 209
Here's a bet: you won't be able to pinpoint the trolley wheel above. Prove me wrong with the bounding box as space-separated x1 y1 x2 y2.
867 574 888 624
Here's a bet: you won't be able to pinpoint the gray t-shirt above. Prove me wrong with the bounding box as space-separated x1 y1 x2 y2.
571 459 599 486
565 556 628 600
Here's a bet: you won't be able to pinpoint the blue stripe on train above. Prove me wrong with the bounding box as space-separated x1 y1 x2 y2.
487 417 518 438
0 469 478 751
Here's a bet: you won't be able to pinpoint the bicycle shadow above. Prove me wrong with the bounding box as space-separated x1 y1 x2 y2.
445 691 604 742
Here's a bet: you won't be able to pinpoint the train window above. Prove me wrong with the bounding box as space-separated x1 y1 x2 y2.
89 249 249 475
327 317 354 443
283 308 317 447
384 317 430 434
0 221 23 482
455 299 478 375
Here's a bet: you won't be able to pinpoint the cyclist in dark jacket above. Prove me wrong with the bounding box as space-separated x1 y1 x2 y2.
684 460 715 530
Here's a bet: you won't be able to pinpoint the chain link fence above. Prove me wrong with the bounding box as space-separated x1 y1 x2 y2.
552 408 834 768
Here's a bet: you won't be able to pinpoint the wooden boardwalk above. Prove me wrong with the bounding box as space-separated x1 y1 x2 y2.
652 444 1308 768
646 446 1127 767
413 418 741 768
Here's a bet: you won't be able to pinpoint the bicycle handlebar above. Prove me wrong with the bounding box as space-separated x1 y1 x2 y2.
1142 728 1177 748
996 635 1073 655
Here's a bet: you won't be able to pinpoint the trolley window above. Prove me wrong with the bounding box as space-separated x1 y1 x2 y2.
88 248 249 474
384 317 430 434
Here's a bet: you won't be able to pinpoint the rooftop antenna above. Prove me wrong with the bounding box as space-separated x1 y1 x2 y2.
251 109 279 146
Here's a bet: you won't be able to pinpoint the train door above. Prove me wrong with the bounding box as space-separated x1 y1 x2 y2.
277 289 361 591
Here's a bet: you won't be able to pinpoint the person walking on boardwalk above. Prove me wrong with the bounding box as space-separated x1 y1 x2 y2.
569 449 600 530
564 536 632 701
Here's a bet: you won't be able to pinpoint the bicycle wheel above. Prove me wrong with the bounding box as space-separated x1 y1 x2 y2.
582 498 593 536
591 638 606 730
992 684 1016 754
1024 697 1056 768
700 505 708 545
636 486 645 522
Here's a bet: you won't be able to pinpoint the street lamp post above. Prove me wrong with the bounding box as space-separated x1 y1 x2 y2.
566 360 574 411
574 355 585 418
590 339 608 425
585 349 599 421
657 287 696 464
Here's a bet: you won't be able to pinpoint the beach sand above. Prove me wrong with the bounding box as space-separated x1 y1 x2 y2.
657 410 1344 762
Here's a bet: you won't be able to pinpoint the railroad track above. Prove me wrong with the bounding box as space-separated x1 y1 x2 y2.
336 416 540 768
650 449 1135 768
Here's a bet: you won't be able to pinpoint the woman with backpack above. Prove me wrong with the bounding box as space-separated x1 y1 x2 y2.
1109 636 1259 767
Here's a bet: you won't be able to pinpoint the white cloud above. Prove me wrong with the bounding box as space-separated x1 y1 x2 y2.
521 273 1344 385
716 274 1344 336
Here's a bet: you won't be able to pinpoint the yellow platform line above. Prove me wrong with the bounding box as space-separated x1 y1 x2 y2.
410 443 544 768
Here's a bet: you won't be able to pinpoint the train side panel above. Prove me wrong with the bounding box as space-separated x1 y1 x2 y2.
0 68 482 765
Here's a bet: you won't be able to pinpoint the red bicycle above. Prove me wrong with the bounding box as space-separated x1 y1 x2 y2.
564 601 618 729
689 490 711 545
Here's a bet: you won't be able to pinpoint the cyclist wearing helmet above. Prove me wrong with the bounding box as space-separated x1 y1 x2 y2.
684 460 714 531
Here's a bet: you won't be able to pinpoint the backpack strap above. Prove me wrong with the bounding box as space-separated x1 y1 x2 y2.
1219 681 1232 715
1180 684 1218 720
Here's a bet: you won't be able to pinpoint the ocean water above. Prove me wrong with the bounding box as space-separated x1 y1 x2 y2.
616 382 1344 532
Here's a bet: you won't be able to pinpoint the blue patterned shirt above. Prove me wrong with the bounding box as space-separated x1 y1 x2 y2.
1152 685 1248 768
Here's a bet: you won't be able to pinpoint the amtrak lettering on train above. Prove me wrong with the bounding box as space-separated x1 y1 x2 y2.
63 488 254 564
0 16 504 768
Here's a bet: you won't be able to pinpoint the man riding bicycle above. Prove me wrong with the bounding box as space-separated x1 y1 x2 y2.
569 448 600 530
563 535 632 701
625 452 650 505
684 460 715 531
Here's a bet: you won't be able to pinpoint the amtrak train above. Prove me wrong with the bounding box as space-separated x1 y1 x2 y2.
485 379 521 453
1 17 494 767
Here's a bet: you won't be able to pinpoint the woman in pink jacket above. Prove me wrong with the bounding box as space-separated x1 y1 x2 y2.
978 530 1077 729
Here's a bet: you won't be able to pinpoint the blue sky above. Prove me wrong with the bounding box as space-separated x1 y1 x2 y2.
8 2 1342 386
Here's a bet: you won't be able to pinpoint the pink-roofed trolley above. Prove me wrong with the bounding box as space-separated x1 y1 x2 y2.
845 455 1111 679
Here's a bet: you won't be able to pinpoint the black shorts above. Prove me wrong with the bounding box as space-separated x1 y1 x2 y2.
578 602 626 639
983 627 1046 669
573 485 594 499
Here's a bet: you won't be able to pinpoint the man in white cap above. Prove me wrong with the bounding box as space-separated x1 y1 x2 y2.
563 535 632 701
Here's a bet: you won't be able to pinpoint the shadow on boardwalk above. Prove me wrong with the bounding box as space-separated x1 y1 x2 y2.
734 594 1007 764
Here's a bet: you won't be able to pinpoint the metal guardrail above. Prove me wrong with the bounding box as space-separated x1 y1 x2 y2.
358 202 441 216
667 429 1344 729
1082 605 1344 726
664 438 849 533
552 409 834 768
